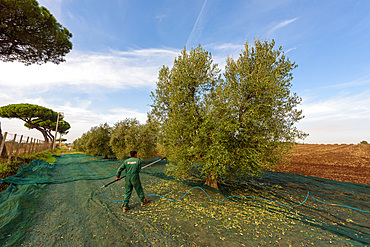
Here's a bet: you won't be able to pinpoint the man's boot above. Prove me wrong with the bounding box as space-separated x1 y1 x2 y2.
122 204 129 212
141 198 150 206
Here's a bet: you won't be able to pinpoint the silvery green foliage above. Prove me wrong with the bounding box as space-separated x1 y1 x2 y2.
151 45 221 179
151 40 306 185
205 39 307 179
110 117 158 160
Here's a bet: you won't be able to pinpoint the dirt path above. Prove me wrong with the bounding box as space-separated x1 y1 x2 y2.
60 149 73 155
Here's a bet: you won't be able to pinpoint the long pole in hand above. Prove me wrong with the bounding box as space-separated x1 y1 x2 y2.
100 157 166 188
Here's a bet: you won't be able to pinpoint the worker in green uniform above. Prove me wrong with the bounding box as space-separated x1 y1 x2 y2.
116 150 150 212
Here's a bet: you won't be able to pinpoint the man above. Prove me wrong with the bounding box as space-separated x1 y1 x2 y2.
116 150 150 212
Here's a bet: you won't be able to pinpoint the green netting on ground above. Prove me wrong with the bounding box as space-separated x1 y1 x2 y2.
0 154 369 246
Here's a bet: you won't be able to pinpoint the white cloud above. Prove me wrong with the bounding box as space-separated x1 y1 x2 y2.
0 48 179 92
0 47 180 142
0 102 148 143
59 104 147 141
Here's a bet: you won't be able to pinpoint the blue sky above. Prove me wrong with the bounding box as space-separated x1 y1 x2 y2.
1 0 370 144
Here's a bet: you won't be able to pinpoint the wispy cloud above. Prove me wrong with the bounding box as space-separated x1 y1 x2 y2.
296 90 370 143
267 17 298 36
207 43 244 51
186 0 210 48
285 47 297 54
325 74 370 88
155 14 167 21
300 90 370 122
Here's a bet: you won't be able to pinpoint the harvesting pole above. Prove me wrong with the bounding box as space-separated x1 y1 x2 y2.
101 157 167 188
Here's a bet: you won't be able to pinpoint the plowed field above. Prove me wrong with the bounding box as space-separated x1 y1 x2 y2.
270 144 370 185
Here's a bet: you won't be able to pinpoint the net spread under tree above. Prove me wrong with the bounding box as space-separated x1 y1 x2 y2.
0 103 71 143
0 0 72 65
150 40 306 189
0 154 368 246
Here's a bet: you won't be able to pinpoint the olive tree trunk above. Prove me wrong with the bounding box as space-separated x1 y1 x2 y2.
205 172 218 190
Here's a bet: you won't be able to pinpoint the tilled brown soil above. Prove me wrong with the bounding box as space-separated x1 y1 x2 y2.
270 144 370 185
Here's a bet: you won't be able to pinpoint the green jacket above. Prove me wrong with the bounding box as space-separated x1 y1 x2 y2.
116 157 142 178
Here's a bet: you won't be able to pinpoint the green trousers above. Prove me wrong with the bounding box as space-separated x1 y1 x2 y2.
123 174 145 207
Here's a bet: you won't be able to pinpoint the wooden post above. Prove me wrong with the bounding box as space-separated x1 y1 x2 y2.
37 140 41 153
15 135 23 160
23 136 30 156
7 134 17 163
28 138 33 155
31 139 36 154
34 139 38 153
0 132 7 158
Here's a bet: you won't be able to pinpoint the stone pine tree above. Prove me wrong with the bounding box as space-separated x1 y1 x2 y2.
0 0 72 65
0 103 71 143
203 39 307 187
150 45 221 187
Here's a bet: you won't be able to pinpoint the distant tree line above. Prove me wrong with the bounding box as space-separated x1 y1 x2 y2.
73 118 158 160
74 39 307 189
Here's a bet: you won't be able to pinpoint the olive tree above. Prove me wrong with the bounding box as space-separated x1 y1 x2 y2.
73 133 88 152
151 40 306 189
84 123 113 158
110 118 158 160
150 45 221 186
203 39 307 187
